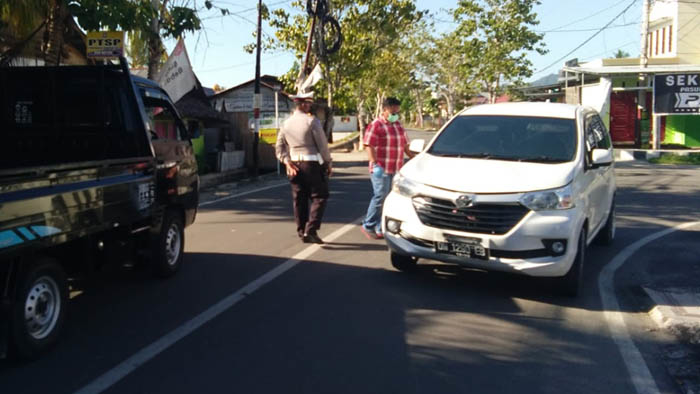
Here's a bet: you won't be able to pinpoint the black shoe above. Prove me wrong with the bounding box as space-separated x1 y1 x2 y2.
303 232 324 244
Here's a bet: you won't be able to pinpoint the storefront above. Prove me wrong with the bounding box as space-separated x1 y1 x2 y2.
561 62 700 148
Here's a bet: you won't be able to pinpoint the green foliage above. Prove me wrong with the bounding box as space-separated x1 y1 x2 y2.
68 0 202 39
0 0 47 38
264 0 424 116
649 155 700 165
452 0 547 102
258 0 544 121
613 49 631 58
127 30 150 67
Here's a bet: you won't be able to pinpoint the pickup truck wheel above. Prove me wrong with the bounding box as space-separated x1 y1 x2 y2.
11 257 68 360
390 252 418 272
595 200 615 246
557 228 586 297
153 211 184 278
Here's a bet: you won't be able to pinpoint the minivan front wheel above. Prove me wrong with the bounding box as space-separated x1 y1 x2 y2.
390 252 418 272
557 228 586 297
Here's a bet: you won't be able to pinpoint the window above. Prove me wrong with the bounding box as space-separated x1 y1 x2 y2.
662 27 666 54
584 114 612 168
0 68 150 170
142 98 186 141
428 115 577 163
655 29 659 56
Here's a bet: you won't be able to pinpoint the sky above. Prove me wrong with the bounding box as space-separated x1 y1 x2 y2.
164 0 643 89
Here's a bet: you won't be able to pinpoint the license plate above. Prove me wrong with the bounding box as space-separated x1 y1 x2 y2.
436 241 489 260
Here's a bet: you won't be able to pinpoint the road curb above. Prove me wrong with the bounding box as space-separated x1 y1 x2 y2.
614 148 700 162
644 287 700 345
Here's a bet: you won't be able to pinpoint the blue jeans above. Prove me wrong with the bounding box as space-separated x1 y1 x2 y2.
363 164 394 233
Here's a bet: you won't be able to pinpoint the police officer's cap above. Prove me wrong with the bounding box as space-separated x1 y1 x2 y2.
291 91 314 103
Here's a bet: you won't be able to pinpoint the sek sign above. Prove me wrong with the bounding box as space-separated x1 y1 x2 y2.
654 73 700 114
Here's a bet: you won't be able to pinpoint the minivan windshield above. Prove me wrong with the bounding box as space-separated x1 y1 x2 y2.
428 115 577 163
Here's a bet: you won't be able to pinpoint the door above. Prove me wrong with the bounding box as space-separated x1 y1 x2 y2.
609 92 637 145
585 113 614 234
143 99 198 208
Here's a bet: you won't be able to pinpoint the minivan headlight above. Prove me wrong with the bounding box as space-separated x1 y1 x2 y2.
392 174 421 197
519 184 575 211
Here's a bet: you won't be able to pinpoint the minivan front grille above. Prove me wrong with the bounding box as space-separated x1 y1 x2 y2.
412 196 530 235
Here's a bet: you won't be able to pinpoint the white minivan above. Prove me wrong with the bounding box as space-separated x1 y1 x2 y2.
382 102 616 296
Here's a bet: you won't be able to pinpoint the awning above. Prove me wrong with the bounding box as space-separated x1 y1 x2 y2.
562 64 700 76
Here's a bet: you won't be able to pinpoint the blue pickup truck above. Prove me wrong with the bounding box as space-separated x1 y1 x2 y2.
0 60 199 360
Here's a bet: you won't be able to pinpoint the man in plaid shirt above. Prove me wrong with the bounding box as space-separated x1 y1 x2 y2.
361 97 413 240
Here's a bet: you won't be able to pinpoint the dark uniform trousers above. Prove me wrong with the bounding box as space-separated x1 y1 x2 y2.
289 161 329 237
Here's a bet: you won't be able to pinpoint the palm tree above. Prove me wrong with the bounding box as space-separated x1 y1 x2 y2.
0 0 69 65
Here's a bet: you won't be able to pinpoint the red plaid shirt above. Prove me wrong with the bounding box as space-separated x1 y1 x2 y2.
363 117 408 174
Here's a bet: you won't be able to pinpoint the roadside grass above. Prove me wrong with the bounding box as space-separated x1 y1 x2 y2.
649 154 700 165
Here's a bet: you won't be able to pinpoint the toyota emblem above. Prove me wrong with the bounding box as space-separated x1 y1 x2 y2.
455 194 474 208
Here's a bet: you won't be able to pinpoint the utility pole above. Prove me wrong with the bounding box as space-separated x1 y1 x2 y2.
640 0 660 149
640 0 650 68
253 0 262 176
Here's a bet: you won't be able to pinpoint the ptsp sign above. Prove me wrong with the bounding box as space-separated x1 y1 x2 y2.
86 31 125 58
654 73 700 114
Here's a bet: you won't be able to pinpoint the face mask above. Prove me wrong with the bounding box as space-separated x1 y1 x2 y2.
388 113 399 123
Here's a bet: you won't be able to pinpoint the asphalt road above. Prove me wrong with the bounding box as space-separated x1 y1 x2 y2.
1 129 699 394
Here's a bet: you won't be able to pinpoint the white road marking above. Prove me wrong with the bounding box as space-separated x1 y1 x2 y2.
198 182 288 207
74 217 364 394
599 220 700 394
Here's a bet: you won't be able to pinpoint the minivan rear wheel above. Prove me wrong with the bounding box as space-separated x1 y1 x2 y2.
390 252 418 272
557 228 586 297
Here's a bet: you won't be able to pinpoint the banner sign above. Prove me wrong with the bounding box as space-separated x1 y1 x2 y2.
157 38 197 103
260 128 278 144
86 31 124 58
654 74 700 114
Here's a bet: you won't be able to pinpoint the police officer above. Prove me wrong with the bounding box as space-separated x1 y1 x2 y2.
276 92 332 244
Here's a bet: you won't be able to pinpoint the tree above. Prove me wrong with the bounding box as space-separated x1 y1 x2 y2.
421 29 478 117
613 49 630 58
452 0 546 103
264 0 424 131
1 0 72 65
68 0 205 78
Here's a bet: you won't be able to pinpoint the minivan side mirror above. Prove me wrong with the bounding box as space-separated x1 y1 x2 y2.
591 148 613 167
409 139 426 153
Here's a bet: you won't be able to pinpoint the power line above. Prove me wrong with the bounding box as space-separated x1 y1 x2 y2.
579 41 637 61
201 0 291 21
541 0 631 33
533 0 638 75
197 51 289 72
537 22 638 33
